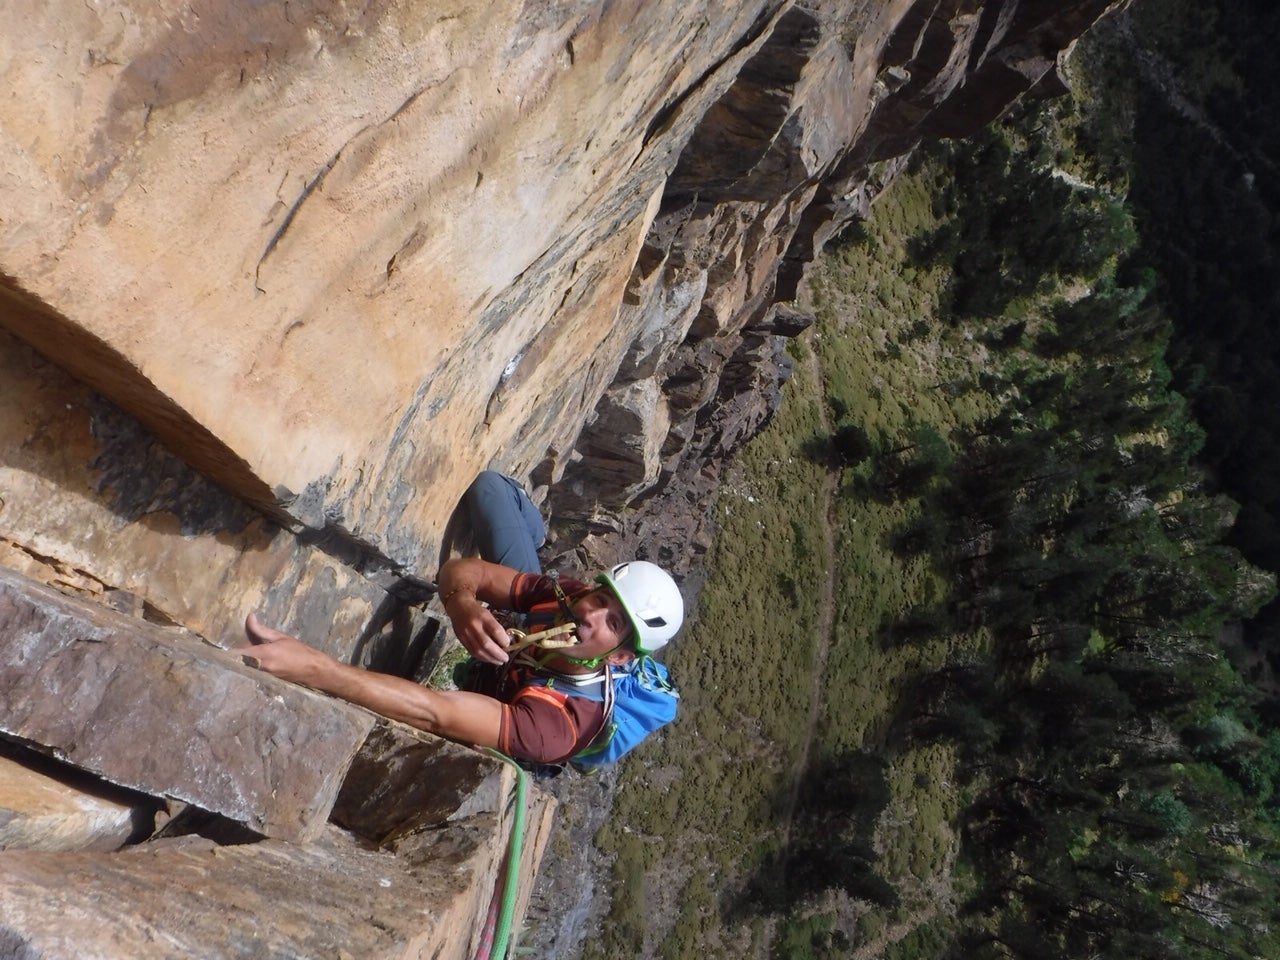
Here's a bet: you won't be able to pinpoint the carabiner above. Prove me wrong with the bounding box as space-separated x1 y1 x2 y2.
505 621 578 654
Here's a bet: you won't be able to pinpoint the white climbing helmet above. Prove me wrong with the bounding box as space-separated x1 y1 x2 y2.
596 560 684 655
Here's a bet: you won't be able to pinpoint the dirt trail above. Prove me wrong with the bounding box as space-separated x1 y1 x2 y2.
782 344 953 957
777 346 838 843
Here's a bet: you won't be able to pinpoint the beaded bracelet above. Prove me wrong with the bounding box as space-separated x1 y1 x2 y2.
439 585 474 607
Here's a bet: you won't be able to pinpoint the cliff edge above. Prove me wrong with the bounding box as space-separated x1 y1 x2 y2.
0 1 1120 956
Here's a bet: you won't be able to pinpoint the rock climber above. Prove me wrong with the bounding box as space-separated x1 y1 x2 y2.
237 471 684 766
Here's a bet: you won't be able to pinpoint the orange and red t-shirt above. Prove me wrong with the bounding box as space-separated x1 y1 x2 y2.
472 572 609 765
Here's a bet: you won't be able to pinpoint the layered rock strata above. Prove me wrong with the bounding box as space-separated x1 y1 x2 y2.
0 805 555 960
0 752 148 854
0 566 375 842
0 564 517 843
0 562 550 957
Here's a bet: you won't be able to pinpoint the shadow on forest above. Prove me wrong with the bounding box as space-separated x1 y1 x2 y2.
799 424 873 471
723 752 898 922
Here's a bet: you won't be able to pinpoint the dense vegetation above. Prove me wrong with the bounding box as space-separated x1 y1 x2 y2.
1085 0 1280 670
896 125 1279 960
578 2 1280 958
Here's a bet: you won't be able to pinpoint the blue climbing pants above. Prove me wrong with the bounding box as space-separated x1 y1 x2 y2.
464 470 546 573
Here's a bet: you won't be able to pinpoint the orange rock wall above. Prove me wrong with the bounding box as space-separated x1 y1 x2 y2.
0 2 1124 956
1 3 1121 647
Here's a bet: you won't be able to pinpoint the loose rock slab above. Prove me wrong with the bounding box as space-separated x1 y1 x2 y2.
0 754 143 853
332 723 506 844
0 802 554 960
0 566 374 841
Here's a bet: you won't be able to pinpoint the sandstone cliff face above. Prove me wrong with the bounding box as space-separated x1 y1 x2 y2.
0 0 1119 955
1 0 1118 638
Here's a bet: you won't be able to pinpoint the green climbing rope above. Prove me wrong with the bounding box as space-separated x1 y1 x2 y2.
478 748 530 960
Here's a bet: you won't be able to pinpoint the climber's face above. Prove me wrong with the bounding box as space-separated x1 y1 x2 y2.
564 588 634 662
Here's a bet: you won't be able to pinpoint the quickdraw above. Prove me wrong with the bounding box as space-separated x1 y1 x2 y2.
504 622 578 654
504 572 620 669
503 571 583 655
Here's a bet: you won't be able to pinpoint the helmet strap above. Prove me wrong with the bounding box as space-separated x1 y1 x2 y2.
549 571 579 622
542 643 622 670
532 573 627 668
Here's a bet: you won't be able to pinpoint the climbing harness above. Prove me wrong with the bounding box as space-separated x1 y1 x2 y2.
528 656 678 769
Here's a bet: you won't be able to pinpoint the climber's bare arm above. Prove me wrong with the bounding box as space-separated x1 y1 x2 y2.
436 557 522 665
237 614 502 747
